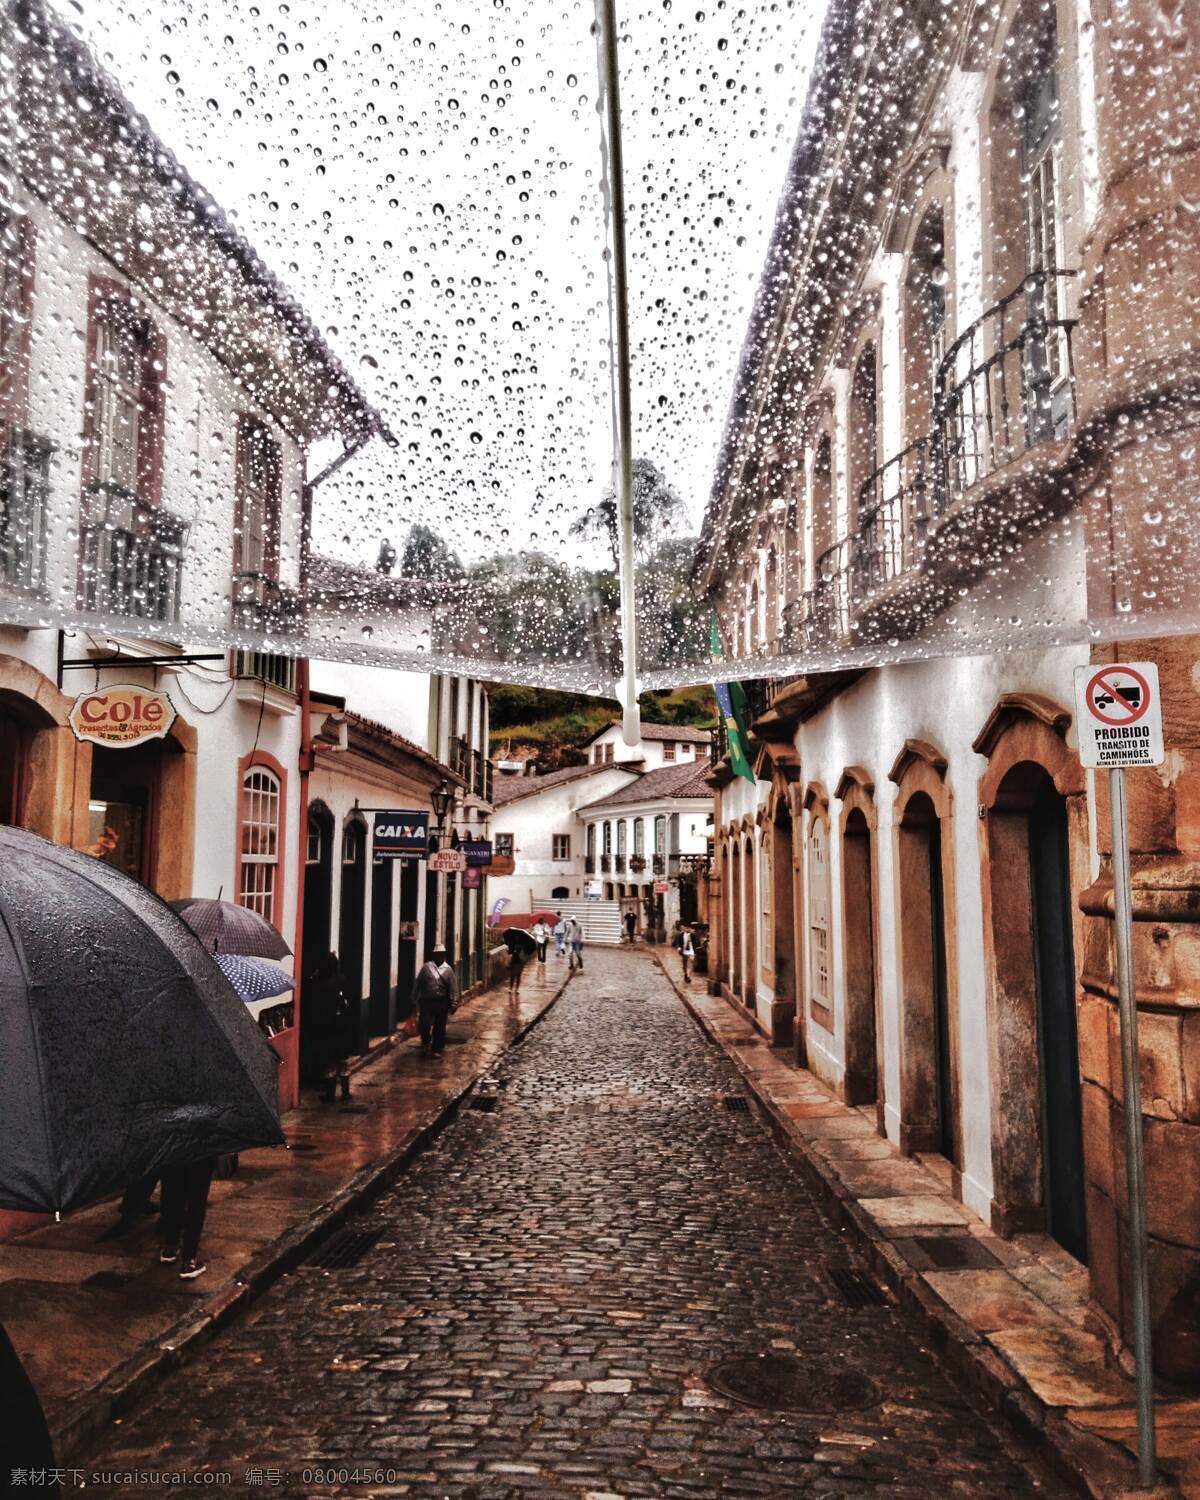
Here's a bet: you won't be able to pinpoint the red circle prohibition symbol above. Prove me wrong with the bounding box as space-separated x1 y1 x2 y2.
1085 666 1152 727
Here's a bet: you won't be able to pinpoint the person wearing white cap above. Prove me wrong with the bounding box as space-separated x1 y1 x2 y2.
410 943 460 1057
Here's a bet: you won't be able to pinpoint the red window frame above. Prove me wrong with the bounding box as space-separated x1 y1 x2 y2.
235 749 288 932
234 414 283 581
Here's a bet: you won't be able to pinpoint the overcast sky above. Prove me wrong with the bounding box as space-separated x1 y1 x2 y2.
60 0 822 570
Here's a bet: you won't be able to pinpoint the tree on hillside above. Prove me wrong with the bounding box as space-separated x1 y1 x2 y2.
570 458 686 565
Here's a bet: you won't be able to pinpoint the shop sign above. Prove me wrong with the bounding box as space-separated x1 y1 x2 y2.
372 809 429 858
462 867 482 889
428 848 468 873
461 838 493 867
69 684 176 748
654 881 670 894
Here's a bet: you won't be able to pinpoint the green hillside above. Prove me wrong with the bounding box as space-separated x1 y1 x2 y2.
490 685 717 773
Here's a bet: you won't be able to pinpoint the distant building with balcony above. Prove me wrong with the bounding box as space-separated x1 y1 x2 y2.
697 0 1200 1394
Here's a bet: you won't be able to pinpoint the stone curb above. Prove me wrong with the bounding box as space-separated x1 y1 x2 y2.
52 973 574 1464
654 954 1180 1500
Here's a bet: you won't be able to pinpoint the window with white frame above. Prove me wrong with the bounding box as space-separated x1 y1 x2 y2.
603 820 612 854
808 812 830 1012
342 820 365 866
240 767 281 921
306 812 323 865
633 817 644 857
552 833 570 860
617 821 627 859
235 417 282 578
663 740 676 762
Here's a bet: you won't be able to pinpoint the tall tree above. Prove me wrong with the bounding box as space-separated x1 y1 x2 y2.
570 457 686 564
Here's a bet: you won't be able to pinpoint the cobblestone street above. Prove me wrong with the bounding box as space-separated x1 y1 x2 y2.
83 950 1069 1498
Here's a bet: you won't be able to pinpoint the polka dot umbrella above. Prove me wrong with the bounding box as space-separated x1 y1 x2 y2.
212 954 295 1004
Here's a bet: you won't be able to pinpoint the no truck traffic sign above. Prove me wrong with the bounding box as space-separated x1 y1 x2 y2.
1073 662 1164 769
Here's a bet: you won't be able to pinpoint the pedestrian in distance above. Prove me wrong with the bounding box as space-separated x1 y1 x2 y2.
507 940 527 997
159 1154 217 1280
679 923 696 984
532 918 549 968
623 909 637 944
553 911 567 957
565 914 584 971
412 943 460 1056
306 951 355 1102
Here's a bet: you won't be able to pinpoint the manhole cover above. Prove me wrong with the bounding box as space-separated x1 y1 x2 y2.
706 1355 879 1412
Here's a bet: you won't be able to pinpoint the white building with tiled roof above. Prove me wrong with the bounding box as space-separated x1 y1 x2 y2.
487 749 714 939
583 719 712 770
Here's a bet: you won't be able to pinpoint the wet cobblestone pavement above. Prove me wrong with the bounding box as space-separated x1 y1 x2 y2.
83 950 1068 1498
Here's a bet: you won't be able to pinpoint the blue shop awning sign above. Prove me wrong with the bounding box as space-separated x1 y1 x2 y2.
373 810 429 858
461 839 493 868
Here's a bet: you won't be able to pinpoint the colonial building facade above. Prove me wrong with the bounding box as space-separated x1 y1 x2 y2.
700 0 1200 1384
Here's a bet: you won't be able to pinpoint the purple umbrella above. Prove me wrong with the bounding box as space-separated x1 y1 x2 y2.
170 897 291 959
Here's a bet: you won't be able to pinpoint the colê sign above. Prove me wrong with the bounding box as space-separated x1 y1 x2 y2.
69 685 176 748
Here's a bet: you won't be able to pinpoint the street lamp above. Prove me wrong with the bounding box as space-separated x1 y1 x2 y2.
430 779 453 835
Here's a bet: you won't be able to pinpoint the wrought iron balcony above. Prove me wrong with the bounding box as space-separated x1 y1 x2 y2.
845 267 1078 627
629 855 646 873
80 481 186 625
614 854 626 874
0 423 51 595
449 735 469 781
652 853 665 875
234 649 298 695
600 853 611 873
939 267 1077 504
798 539 851 648
232 571 303 636
584 854 596 874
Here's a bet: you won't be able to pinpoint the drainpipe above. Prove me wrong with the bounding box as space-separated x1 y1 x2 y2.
291 654 313 1112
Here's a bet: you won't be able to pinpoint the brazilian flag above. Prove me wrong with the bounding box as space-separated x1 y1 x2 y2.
710 613 756 784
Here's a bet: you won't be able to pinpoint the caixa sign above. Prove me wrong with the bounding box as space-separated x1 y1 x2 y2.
68 685 176 748
372 810 429 859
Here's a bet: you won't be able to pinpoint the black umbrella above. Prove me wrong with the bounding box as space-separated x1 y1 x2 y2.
169 896 291 959
0 827 283 1215
503 927 538 956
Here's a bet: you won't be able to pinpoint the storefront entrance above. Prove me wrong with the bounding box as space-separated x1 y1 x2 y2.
88 741 170 886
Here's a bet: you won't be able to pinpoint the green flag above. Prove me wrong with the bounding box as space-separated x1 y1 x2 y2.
710 613 756 784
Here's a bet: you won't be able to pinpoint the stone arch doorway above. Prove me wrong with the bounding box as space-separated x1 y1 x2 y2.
740 827 758 1011
301 800 335 982
771 795 796 1049
338 814 369 1047
976 695 1087 1258
837 768 879 1108
891 740 958 1164
727 832 743 1000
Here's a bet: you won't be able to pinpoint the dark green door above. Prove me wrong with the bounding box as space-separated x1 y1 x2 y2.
928 820 955 1162
1030 783 1088 1262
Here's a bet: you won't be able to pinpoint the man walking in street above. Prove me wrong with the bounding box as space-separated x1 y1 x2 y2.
553 912 567 958
679 923 696 984
623 909 636 944
565 914 584 972
411 943 460 1057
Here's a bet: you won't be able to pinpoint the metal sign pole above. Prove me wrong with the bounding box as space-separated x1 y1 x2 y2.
1109 764 1158 1487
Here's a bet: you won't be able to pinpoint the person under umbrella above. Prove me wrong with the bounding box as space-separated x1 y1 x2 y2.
0 827 283 1223
502 927 536 996
304 952 356 1101
410 944 460 1057
159 1156 217 1280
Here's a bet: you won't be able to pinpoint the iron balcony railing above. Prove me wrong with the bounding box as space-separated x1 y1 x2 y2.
846 267 1078 619
799 537 851 648
629 855 646 873
600 853 611 873
450 735 469 782
652 853 665 875
80 481 186 625
234 650 298 695
614 854 626 874
0 423 51 595
584 854 596 874
232 571 303 636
